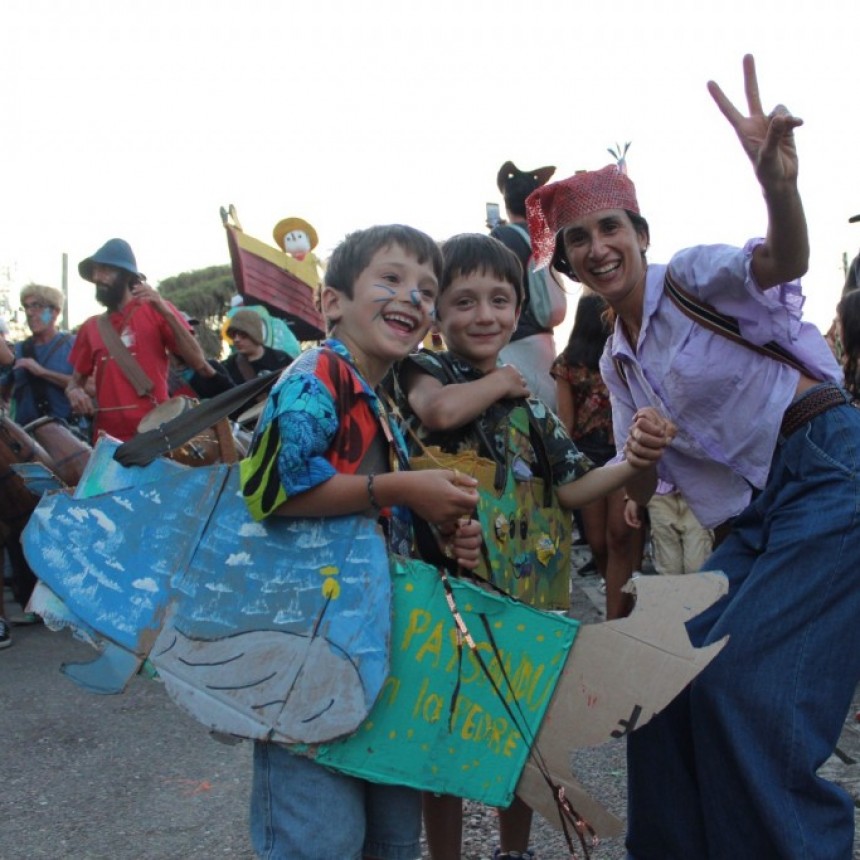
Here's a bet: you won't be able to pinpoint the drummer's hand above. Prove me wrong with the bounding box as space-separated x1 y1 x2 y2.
14 357 44 376
708 54 802 189
66 385 94 416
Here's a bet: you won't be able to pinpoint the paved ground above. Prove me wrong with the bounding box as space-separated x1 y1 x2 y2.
1 562 858 859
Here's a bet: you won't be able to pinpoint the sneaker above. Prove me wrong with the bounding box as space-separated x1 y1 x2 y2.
597 580 607 595
0 617 11 649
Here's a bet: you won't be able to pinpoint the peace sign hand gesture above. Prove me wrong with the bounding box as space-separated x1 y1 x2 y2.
708 54 803 190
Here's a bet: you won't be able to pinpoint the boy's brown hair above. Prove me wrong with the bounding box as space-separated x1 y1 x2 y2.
324 225 443 299
438 233 524 308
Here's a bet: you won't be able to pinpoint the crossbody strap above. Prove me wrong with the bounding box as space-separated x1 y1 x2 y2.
23 332 70 367
96 312 155 398
21 334 71 416
506 222 532 251
433 352 553 504
235 353 257 382
663 269 814 377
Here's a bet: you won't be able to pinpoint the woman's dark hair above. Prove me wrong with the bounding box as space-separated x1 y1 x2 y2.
562 293 611 370
837 288 860 396
551 209 650 280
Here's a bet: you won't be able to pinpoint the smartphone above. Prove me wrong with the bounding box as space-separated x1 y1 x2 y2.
486 201 501 229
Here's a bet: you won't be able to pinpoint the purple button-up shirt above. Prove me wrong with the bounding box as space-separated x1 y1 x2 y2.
601 240 841 528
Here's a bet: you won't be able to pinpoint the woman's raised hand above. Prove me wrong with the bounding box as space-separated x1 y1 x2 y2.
708 54 803 190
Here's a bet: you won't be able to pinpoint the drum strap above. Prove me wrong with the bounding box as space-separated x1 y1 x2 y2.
235 354 257 382
115 372 279 466
21 334 72 417
96 313 155 398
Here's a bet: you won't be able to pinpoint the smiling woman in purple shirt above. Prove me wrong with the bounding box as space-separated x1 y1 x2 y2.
527 56 860 860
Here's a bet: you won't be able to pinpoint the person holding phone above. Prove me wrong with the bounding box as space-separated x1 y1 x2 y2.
485 201 502 230
490 160 567 410
66 238 214 441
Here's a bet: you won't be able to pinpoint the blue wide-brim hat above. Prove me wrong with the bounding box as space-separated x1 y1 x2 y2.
78 238 144 282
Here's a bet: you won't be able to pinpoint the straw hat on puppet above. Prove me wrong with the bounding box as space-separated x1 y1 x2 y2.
273 217 319 253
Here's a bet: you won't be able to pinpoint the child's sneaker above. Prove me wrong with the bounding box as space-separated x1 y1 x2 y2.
0 617 12 649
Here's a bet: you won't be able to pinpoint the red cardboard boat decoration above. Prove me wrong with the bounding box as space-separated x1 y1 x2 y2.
221 205 325 342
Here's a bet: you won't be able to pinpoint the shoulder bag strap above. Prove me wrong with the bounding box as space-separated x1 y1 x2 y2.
433 352 506 491
523 405 554 508
25 332 70 367
663 269 813 377
21 334 71 416
96 312 155 397
20 337 50 417
434 352 554 502
235 353 257 382
506 222 532 251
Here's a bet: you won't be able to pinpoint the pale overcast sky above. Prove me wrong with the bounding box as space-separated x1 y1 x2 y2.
1 0 857 336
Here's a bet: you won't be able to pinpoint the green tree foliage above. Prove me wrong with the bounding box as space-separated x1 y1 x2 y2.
157 265 235 358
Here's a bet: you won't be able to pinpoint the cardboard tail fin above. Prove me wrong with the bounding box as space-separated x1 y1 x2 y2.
61 642 143 695
516 571 729 836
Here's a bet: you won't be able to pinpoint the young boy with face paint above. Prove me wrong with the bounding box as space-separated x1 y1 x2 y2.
240 224 483 860
395 232 674 860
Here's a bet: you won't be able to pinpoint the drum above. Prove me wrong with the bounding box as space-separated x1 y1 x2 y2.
0 413 55 530
25 416 92 487
137 397 222 467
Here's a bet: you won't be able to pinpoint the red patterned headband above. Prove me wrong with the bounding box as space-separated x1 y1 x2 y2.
525 164 640 270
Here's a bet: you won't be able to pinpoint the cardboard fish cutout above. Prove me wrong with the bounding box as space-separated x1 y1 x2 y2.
22 438 728 832
25 438 391 742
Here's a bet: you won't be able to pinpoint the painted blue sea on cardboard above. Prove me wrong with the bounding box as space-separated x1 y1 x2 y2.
25 438 391 744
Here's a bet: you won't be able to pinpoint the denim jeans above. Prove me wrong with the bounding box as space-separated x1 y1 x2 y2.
250 741 422 860
627 398 860 859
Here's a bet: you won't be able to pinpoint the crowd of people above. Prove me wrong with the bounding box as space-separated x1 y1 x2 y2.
2 53 859 859
0 238 293 649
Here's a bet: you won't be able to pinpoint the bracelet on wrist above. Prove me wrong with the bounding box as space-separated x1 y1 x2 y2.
367 473 382 512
